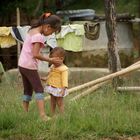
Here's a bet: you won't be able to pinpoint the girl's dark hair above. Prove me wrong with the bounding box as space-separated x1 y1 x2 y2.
50 47 66 58
31 13 62 32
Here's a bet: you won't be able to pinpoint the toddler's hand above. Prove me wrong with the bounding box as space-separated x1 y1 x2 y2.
40 77 47 81
60 89 65 96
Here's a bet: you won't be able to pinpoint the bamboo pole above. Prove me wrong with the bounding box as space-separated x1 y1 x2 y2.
44 61 140 102
16 7 21 62
117 87 140 91
44 62 140 102
128 60 140 67
69 61 140 101
70 82 107 102
68 64 140 94
45 82 107 101
120 60 140 77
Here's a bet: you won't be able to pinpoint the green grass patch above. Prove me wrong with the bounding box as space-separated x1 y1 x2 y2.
0 77 140 139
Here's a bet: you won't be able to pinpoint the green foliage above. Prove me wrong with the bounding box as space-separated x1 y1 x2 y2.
0 0 44 25
0 112 17 130
0 0 140 25
64 0 104 13
116 0 139 16
21 0 43 16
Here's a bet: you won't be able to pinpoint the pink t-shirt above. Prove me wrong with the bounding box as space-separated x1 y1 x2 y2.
18 33 45 70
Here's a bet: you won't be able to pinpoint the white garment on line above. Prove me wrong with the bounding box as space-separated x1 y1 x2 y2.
10 26 57 48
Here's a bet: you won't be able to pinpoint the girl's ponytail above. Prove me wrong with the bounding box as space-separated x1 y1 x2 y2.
31 12 61 32
40 12 51 21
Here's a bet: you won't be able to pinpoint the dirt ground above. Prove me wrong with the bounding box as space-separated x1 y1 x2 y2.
102 136 140 140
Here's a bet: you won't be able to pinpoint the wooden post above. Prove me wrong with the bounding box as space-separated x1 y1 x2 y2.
16 7 21 63
104 0 121 88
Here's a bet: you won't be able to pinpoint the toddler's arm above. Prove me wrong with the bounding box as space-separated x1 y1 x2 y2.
40 76 48 81
60 88 67 96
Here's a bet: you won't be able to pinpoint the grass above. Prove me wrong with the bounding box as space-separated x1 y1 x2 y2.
0 73 140 140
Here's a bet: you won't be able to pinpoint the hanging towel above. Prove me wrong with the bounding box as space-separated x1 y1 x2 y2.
56 24 84 38
57 32 83 52
56 24 84 52
0 27 11 36
0 27 16 48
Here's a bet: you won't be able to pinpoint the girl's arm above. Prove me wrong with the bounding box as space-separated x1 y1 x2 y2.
32 42 62 64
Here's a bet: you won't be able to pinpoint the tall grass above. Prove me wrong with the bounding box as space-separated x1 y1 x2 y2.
0 77 140 140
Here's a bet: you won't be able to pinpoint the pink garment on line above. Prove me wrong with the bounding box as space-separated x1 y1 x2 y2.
18 33 45 70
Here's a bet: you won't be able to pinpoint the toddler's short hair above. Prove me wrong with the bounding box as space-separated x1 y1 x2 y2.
50 47 66 58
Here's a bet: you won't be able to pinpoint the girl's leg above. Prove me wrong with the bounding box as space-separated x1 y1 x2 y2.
19 67 46 119
26 70 48 120
19 67 50 121
19 67 33 112
36 97 51 121
56 97 64 113
50 95 56 116
23 101 30 112
35 95 46 118
23 101 29 112
22 94 32 112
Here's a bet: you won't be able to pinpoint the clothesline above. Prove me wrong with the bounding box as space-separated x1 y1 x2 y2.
0 24 85 52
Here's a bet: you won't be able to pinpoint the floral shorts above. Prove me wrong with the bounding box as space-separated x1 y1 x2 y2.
44 85 68 97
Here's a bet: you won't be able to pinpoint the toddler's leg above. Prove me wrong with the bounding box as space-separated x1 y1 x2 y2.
51 95 57 116
56 97 64 114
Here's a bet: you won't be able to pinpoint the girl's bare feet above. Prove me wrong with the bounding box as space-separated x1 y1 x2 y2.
41 115 51 122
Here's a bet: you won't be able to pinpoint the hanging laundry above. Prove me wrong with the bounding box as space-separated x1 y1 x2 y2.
56 24 84 52
84 22 100 40
0 27 11 36
10 26 57 48
45 33 57 48
10 26 30 44
0 27 16 48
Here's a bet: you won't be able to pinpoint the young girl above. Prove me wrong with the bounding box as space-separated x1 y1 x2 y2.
18 13 62 121
42 47 68 115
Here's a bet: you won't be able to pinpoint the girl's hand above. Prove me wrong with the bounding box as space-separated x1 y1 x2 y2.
49 57 62 65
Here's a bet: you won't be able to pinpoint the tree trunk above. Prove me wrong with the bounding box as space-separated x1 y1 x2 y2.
33 0 43 17
104 0 121 88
